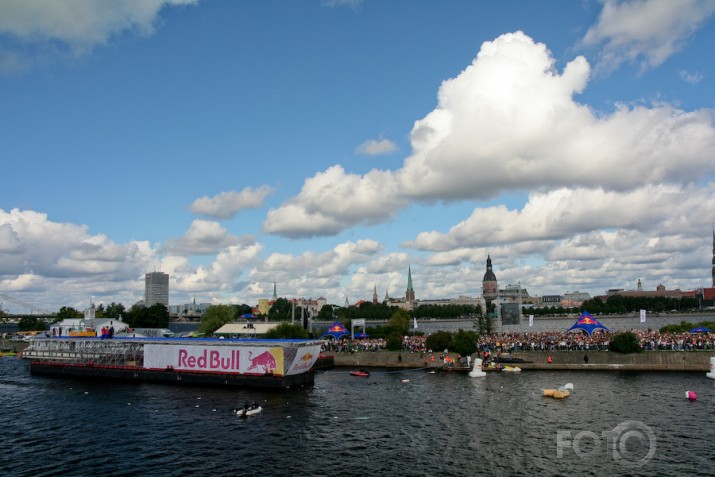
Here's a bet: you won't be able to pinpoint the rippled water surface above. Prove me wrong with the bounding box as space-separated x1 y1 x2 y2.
1 357 714 476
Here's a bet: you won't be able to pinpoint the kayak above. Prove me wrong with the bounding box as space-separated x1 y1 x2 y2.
350 370 370 377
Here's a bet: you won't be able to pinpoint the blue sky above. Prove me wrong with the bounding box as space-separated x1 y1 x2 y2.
1 0 715 313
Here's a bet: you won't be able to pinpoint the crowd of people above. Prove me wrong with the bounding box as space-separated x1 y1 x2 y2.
321 329 715 353
321 337 387 353
476 329 715 352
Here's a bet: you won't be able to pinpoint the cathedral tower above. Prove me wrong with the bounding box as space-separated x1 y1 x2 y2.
482 255 498 302
406 265 415 302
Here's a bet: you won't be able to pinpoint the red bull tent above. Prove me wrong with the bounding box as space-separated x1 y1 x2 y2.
321 321 350 339
566 311 610 336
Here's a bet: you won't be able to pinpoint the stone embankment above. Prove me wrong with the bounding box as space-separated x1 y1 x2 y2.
323 350 715 372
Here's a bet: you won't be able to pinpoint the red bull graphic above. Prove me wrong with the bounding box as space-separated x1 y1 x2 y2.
144 344 285 375
285 345 322 375
566 311 610 336
247 350 278 374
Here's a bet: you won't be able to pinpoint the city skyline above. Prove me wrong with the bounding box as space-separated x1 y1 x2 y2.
1 1 715 313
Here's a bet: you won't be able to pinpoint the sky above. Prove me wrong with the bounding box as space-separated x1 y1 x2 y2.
1 0 715 314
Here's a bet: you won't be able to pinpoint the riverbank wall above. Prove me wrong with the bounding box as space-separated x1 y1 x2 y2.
323 350 715 372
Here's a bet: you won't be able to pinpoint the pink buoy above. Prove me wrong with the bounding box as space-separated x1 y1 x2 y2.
685 390 697 401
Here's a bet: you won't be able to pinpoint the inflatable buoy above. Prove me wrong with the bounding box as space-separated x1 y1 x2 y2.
686 390 697 401
707 357 715 379
544 384 572 399
469 358 486 378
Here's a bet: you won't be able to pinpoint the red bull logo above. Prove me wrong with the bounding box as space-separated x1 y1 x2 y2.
329 325 345 332
247 350 277 373
300 352 314 362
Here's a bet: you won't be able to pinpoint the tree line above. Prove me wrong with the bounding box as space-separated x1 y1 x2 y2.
525 295 701 317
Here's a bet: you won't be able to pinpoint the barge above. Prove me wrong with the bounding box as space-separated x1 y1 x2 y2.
21 336 323 390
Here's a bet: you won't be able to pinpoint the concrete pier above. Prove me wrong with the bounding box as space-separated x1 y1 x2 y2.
324 350 715 372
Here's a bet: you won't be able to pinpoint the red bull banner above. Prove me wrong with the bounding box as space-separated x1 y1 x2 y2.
284 345 322 375
144 344 285 375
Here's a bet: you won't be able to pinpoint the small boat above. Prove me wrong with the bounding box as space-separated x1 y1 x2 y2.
350 370 370 377
235 406 262 417
502 366 521 372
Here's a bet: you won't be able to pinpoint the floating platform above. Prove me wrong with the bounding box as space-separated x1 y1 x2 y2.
22 337 323 390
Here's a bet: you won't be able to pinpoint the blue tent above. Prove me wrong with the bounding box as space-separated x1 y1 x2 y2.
566 311 610 336
240 313 257 319
689 326 712 333
321 321 350 339
354 332 370 339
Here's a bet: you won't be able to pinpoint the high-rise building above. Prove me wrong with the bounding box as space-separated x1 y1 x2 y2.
145 272 169 307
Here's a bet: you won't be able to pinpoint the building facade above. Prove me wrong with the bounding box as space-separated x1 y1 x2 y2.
145 272 169 307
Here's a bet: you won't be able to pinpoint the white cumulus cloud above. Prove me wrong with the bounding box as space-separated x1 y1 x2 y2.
265 31 715 238
356 138 398 156
190 186 273 220
582 0 715 73
0 0 197 72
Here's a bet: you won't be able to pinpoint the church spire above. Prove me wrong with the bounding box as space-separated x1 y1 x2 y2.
272 281 277 300
406 264 415 302
372 284 378 304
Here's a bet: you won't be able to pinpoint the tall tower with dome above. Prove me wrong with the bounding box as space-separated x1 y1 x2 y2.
482 255 498 302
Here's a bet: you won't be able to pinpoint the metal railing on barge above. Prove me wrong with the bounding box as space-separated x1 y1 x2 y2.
22 338 145 367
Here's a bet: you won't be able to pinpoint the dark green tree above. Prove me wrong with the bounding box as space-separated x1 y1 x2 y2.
452 330 478 356
123 304 169 328
233 304 254 317
317 304 334 321
425 331 453 353
609 332 641 354
198 304 236 335
55 306 83 322
268 297 292 321
104 302 126 319
18 316 46 332
388 309 410 334
264 322 308 339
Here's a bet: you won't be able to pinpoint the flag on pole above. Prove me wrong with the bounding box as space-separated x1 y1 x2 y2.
528 315 534 327
413 317 418 329
640 309 646 323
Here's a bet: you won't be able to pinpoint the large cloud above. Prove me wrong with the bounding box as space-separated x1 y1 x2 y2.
263 166 404 238
264 31 715 238
582 0 715 73
0 208 156 310
407 184 715 252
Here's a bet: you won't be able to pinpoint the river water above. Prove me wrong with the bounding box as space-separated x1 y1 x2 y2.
1 357 713 476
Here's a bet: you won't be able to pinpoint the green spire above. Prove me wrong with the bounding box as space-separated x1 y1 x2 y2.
407 264 413 291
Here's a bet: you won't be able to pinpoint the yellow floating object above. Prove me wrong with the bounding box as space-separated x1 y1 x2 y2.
553 391 565 399
543 389 556 396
